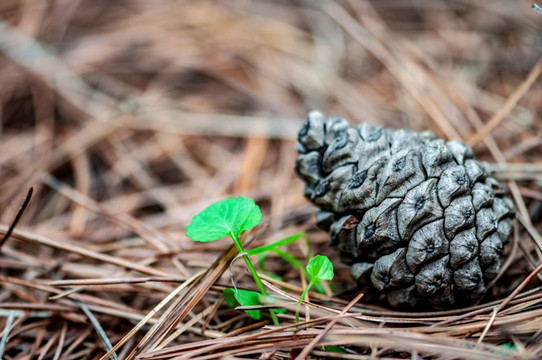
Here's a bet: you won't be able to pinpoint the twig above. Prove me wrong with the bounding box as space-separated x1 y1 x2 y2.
50 276 190 287
478 261 542 343
467 57 542 147
295 292 364 359
0 311 16 358
0 187 33 252
52 322 67 360
40 174 171 253
98 271 203 360
78 301 119 360
0 226 172 277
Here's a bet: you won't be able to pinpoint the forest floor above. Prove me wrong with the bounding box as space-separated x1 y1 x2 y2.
0 1 541 359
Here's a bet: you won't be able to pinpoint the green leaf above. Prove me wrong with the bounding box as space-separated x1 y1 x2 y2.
223 289 286 320
497 342 516 356
306 255 334 282
257 253 282 281
499 343 516 350
186 196 261 242
251 233 305 281
223 288 262 320
323 345 345 353
297 255 334 322
271 249 301 269
222 288 238 308
246 232 305 256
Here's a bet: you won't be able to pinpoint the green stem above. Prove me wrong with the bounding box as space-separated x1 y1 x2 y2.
295 281 314 323
230 232 279 326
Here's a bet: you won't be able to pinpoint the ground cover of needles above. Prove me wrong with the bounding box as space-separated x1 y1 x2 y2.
0 1 541 359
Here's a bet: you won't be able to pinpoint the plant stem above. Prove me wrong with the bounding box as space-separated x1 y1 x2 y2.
295 281 314 323
230 232 279 326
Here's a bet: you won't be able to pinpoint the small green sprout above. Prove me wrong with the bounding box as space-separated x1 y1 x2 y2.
296 255 334 322
187 196 335 324
248 232 326 294
186 196 279 325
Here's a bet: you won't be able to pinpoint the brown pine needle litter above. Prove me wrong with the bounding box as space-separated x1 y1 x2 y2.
0 1 541 359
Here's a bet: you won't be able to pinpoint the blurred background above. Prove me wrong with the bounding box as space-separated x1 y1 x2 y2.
0 0 541 358
0 0 541 226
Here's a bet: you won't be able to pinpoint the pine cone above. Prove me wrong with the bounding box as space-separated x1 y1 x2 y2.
295 111 515 309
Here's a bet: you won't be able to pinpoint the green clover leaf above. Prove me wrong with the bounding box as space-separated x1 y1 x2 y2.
306 255 334 282
186 196 261 242
223 288 262 320
296 255 334 322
